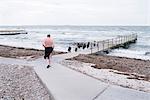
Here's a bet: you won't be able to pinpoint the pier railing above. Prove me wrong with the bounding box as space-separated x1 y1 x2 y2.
68 33 137 54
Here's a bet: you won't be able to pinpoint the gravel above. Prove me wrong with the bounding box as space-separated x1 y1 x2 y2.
0 64 53 100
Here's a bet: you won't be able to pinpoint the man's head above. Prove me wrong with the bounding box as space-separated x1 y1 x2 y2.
47 34 50 37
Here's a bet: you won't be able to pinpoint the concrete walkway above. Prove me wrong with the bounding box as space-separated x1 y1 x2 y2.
0 52 150 100
34 54 150 100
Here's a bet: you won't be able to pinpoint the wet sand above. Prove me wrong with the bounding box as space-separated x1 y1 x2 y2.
67 54 150 81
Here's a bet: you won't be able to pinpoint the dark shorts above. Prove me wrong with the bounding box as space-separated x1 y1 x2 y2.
44 47 53 59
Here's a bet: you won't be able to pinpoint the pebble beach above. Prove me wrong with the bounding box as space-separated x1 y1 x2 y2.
0 64 52 100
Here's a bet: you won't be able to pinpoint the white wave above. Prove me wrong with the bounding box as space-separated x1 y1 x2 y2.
62 32 75 35
108 49 150 60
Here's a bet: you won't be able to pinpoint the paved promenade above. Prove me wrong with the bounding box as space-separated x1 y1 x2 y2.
34 55 150 100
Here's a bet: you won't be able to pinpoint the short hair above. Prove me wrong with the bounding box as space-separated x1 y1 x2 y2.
47 34 50 37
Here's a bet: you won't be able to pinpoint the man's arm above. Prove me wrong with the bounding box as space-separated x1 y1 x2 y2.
43 44 45 48
42 39 46 48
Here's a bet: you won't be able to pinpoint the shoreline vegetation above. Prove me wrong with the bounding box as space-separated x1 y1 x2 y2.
0 45 66 60
67 54 150 81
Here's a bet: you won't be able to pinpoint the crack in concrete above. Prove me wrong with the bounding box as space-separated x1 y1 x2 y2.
92 85 110 100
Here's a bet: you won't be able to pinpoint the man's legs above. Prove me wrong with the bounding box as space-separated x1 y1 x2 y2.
45 47 53 68
48 53 52 65
47 53 52 68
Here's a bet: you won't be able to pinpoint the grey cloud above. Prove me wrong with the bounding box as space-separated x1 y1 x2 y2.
0 0 148 25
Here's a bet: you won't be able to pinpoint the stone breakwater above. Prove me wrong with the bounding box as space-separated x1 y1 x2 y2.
0 64 52 100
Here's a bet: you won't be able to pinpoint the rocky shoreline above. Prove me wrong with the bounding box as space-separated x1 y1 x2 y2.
67 54 150 81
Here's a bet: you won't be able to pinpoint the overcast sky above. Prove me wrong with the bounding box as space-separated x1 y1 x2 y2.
0 0 149 26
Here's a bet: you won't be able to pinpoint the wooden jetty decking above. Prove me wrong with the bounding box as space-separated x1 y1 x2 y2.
0 30 27 35
68 33 137 54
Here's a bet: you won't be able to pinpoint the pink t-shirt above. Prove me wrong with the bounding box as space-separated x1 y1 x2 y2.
43 37 54 48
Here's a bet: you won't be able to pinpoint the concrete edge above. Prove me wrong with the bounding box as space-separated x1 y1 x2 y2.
34 69 55 100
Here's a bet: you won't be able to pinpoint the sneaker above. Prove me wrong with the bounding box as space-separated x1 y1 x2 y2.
47 65 50 68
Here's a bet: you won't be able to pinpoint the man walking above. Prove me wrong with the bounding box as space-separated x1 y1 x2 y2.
42 34 54 68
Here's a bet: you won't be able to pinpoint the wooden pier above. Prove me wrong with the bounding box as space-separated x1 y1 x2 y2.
68 33 137 54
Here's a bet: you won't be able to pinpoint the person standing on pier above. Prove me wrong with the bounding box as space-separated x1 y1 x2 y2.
42 34 54 68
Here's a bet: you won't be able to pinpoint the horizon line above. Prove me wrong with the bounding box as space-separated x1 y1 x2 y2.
0 24 149 27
